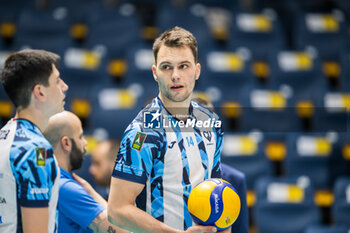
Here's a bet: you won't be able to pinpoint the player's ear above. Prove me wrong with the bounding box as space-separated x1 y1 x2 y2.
152 65 158 81
32 84 45 102
61 136 71 152
195 63 201 81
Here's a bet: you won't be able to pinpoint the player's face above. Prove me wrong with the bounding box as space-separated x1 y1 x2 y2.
89 143 113 186
45 65 69 116
152 45 200 104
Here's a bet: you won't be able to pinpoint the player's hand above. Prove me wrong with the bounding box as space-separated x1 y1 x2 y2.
181 225 217 232
72 172 94 194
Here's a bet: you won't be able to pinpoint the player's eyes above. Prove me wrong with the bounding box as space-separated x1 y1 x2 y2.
160 64 172 70
179 64 188 69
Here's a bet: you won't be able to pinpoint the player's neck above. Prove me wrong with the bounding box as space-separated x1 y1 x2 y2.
158 94 191 121
55 148 71 172
16 107 49 132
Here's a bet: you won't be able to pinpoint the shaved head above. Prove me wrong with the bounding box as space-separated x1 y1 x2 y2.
44 111 81 149
44 110 87 171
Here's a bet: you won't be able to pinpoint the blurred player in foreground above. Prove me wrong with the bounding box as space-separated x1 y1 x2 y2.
0 49 68 233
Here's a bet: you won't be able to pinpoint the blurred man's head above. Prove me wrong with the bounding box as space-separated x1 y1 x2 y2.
44 111 87 171
89 139 120 186
1 49 68 115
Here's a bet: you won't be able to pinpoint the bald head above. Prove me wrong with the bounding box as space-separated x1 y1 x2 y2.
44 111 82 149
44 111 87 171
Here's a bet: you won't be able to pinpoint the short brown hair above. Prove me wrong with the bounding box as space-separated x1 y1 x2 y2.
1 49 60 109
153 26 198 64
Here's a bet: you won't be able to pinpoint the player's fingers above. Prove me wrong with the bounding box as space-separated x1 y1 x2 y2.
72 173 86 184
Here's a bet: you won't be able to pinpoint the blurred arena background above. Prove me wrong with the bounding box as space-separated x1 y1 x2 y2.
0 0 349 232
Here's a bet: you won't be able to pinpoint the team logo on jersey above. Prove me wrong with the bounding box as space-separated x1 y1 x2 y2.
131 132 147 151
0 130 9 140
35 147 47 166
143 110 162 129
203 131 212 142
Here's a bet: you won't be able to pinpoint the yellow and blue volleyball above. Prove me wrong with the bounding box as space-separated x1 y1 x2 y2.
188 178 241 231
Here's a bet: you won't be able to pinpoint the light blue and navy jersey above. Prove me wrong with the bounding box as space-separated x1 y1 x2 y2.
113 97 223 230
0 119 60 233
58 168 105 233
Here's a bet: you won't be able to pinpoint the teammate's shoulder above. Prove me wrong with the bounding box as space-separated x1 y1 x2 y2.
59 177 87 197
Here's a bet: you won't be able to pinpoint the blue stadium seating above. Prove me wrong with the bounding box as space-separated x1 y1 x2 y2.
156 3 214 51
229 9 287 61
333 177 350 225
14 8 72 53
268 49 327 102
339 50 350 91
89 83 146 139
254 176 320 233
240 86 301 132
312 91 349 132
221 132 270 189
60 46 110 87
294 10 348 61
285 132 337 190
86 7 142 56
200 47 255 104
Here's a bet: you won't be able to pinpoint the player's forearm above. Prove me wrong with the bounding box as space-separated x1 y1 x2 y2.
90 190 108 208
108 204 178 233
90 210 129 233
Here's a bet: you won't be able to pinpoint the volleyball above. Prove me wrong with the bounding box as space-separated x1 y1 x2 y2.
188 178 241 231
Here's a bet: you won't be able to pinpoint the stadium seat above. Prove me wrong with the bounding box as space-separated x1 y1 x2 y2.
229 9 287 61
60 46 109 86
339 50 350 91
313 91 349 132
89 83 146 139
254 176 320 233
156 3 215 51
332 177 350 225
221 132 270 190
198 47 256 131
14 8 72 53
201 47 255 103
328 133 350 185
240 86 301 132
268 49 327 102
293 10 348 61
86 6 142 56
285 132 338 191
